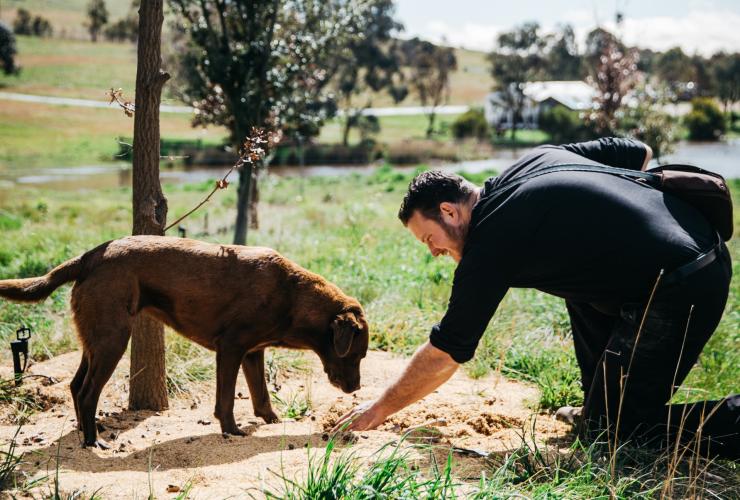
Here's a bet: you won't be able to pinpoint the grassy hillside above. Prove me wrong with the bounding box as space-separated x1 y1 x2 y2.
0 32 492 107
0 36 137 99
0 0 130 40
0 99 227 170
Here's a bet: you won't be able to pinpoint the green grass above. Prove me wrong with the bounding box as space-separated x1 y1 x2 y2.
491 128 551 147
0 99 228 170
0 35 137 100
318 113 462 145
264 430 739 498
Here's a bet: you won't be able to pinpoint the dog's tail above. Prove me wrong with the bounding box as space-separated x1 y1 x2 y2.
0 255 84 303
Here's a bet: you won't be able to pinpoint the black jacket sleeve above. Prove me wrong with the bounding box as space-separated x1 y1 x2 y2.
429 247 508 363
558 137 649 170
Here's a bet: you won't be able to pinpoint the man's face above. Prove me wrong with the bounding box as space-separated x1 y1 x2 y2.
407 204 467 263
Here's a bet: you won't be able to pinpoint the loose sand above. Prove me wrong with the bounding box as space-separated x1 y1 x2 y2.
0 349 571 498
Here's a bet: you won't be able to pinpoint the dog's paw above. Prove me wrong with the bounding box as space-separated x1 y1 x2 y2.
221 426 247 437
84 439 111 450
257 410 280 424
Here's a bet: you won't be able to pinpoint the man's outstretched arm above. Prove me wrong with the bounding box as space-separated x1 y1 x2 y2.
331 341 459 432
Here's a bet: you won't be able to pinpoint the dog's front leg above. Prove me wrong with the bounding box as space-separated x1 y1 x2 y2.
214 344 247 436
242 350 279 424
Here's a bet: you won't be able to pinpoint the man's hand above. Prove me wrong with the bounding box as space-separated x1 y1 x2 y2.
641 144 653 171
331 400 386 433
330 341 459 435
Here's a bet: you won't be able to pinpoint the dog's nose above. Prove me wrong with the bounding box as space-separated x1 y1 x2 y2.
341 382 360 393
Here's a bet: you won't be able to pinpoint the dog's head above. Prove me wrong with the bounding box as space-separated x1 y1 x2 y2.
319 305 369 393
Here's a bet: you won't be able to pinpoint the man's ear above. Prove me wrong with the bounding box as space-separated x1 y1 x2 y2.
439 202 457 222
331 312 361 357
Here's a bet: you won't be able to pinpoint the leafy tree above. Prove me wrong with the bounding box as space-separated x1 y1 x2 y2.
655 47 695 87
129 0 170 411
86 0 109 42
334 0 407 146
544 24 582 80
12 8 32 35
105 2 139 43
31 16 53 37
584 27 639 135
401 38 456 138
104 16 138 42
487 22 546 140
584 27 622 68
12 9 52 37
0 22 18 75
636 48 658 74
711 52 740 113
619 86 677 163
169 0 369 244
451 108 489 141
684 97 726 141
690 54 715 97
539 106 594 144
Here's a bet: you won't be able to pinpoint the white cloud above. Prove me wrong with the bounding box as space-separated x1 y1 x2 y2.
408 10 740 56
418 20 504 51
607 10 740 56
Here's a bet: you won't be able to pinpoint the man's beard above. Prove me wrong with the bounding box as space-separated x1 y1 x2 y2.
440 220 468 251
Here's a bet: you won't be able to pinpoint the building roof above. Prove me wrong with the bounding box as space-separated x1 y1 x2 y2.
487 81 596 110
523 81 596 110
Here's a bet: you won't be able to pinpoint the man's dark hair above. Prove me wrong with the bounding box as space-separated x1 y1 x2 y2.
398 170 476 225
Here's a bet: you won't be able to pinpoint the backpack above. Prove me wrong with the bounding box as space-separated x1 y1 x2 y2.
479 163 734 241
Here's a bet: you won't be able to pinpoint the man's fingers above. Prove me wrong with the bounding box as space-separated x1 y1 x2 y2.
330 412 357 433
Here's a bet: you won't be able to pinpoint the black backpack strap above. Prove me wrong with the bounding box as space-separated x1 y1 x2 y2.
473 163 660 230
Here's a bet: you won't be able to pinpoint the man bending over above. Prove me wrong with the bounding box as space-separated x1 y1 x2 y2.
334 137 738 459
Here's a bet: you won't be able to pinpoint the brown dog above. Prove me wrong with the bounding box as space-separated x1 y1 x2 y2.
0 236 369 448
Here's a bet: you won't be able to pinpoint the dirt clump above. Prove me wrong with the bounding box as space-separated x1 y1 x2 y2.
466 412 521 436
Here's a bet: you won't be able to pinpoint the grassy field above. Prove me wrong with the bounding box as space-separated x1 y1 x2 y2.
0 99 480 170
0 36 138 99
0 100 228 170
0 1 130 41
0 169 738 495
0 170 738 405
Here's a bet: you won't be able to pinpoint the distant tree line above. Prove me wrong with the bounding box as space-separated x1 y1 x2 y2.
483 20 738 155
12 8 53 37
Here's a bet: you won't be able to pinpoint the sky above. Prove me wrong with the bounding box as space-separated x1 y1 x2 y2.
394 0 740 56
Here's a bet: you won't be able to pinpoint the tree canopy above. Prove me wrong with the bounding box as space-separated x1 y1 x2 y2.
168 0 379 243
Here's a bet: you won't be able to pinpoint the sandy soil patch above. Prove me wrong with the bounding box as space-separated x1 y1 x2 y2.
0 349 571 498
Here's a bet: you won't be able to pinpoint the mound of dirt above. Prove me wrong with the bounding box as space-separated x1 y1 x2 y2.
0 349 570 498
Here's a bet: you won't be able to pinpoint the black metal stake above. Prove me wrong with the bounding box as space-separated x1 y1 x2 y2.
10 327 31 387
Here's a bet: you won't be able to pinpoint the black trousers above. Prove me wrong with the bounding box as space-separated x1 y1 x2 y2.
566 243 739 460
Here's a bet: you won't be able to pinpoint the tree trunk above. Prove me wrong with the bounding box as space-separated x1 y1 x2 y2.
249 170 259 230
426 111 436 138
233 163 254 245
129 0 170 412
342 117 352 146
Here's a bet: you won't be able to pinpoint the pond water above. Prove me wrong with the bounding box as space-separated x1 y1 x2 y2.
1 140 737 192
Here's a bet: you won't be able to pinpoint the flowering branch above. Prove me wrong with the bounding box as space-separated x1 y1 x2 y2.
164 128 274 233
107 88 135 117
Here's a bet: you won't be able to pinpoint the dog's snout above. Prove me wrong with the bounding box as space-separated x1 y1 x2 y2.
341 379 360 393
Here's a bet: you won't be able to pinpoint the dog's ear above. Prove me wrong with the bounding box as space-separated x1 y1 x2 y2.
331 311 361 358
